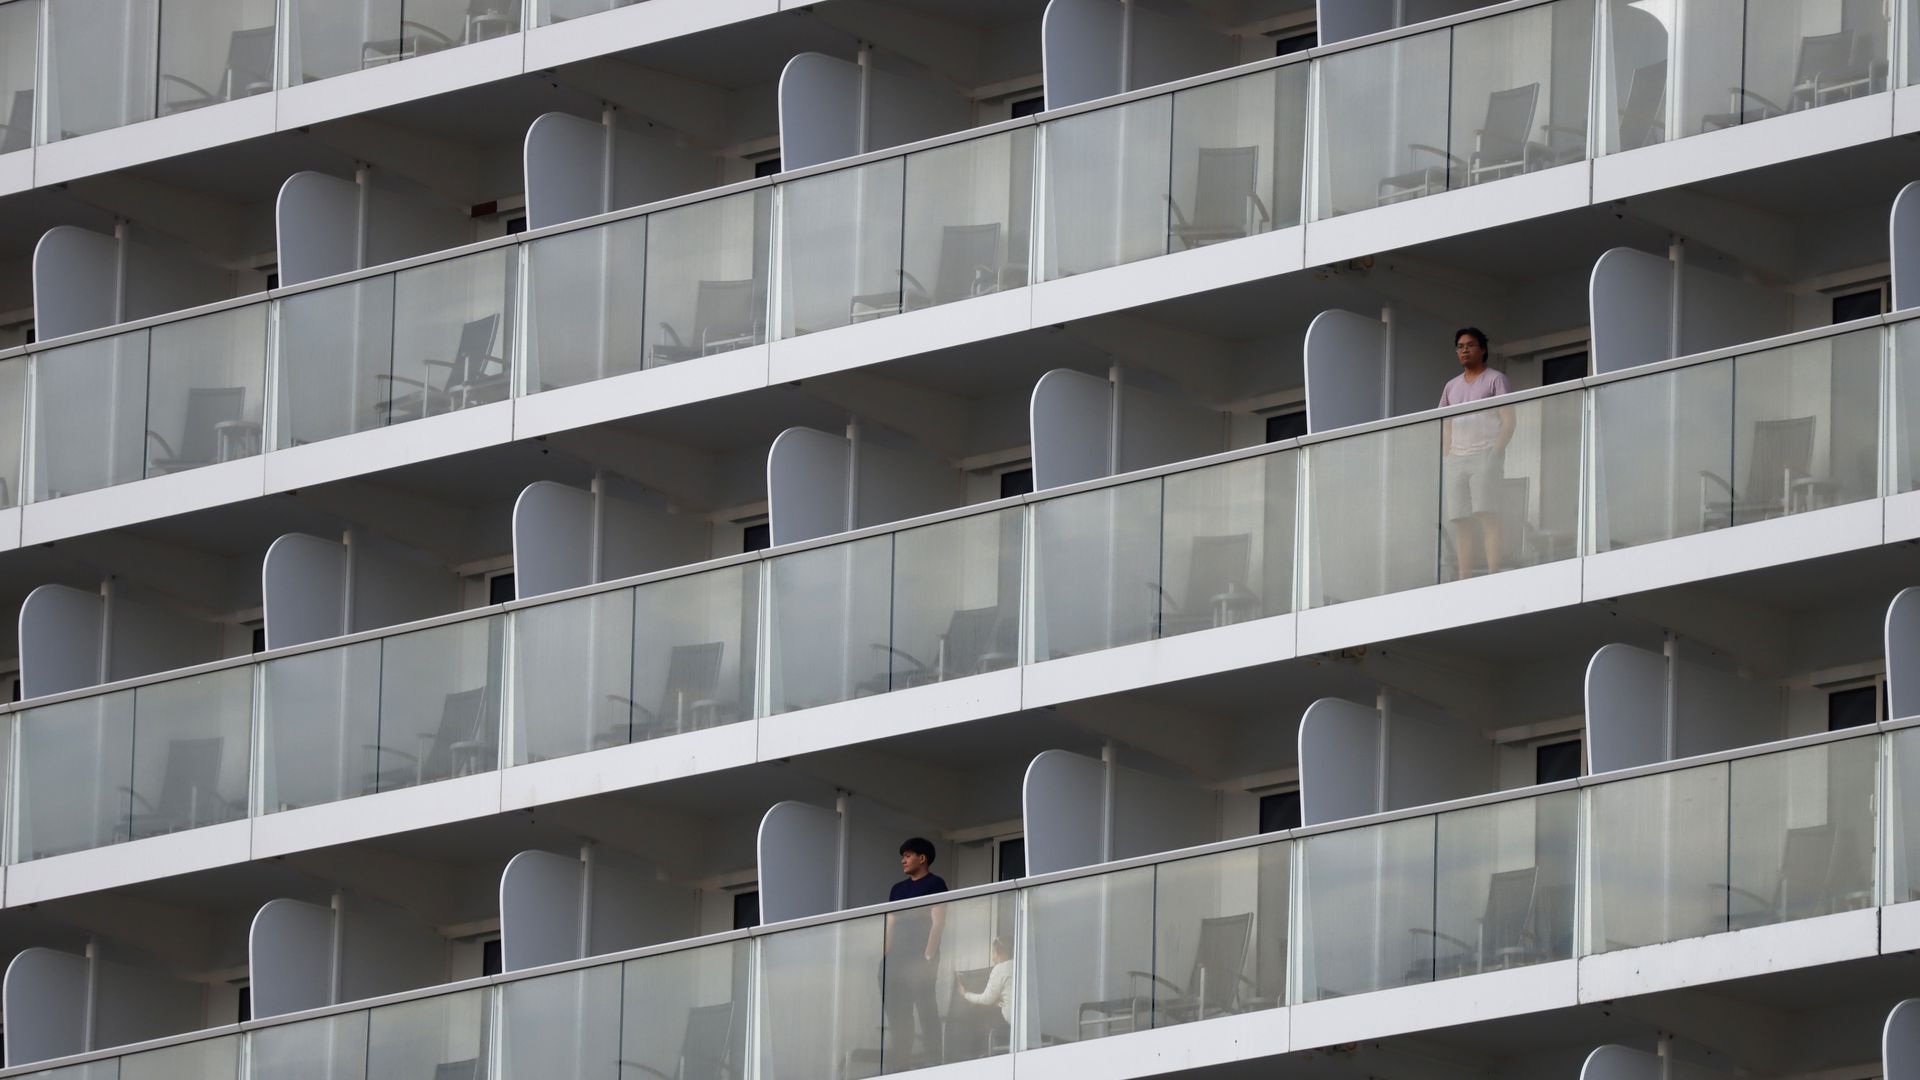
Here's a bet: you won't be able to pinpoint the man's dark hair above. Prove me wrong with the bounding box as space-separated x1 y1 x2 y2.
899 836 936 864
1455 326 1488 351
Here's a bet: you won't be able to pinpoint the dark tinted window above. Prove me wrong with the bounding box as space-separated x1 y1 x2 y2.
1536 739 1582 783
1829 684 1878 730
505 216 528 235
753 157 782 178
1832 288 1885 324
237 985 251 1023
1541 352 1587 385
488 573 516 605
1273 29 1316 56
1259 790 1301 832
999 468 1035 499
252 627 267 653
742 522 772 553
482 938 503 976
1265 411 1309 442
1009 95 1045 118
997 837 1026 881
733 890 761 929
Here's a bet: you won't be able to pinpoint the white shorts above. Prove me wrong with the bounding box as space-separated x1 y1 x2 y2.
1444 449 1503 520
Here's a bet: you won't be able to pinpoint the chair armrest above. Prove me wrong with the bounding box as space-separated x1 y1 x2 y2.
158 73 218 103
400 19 457 46
373 374 431 391
1409 927 1475 952
144 429 178 458
1126 970 1187 997
1540 122 1588 137
1408 143 1463 166
1697 470 1735 499
364 743 420 765
870 642 926 672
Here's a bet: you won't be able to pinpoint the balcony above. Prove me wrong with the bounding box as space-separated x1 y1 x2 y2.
1 723 1909 1077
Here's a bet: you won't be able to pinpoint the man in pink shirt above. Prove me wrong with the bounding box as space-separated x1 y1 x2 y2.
1437 327 1515 580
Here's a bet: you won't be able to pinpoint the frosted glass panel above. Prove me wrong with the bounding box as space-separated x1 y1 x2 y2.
30 331 150 501
373 616 503 790
248 1011 370 1080
45 0 158 139
0 356 27 507
1297 816 1435 1000
510 589 634 764
1727 737 1877 929
1169 63 1309 245
364 988 492 1080
1584 763 1729 952
759 914 886 1077
1150 843 1288 1027
119 1036 240 1080
1160 453 1296 634
15 691 135 861
901 129 1035 309
631 564 759 736
0 0 40 152
776 158 904 338
261 641 382 811
1304 419 1442 605
1031 479 1163 659
1432 792 1578 978
620 941 751 1080
523 216 647 393
126 666 253 840
889 509 1023 688
1591 358 1732 550
1040 95 1172 279
767 535 891 713
156 0 275 116
499 966 621 1080
1723 331 1883 525
274 275 398 448
388 248 518 422
644 189 770 365
1449 0 1594 182
1312 28 1449 217
1021 866 1155 1047
145 305 268 477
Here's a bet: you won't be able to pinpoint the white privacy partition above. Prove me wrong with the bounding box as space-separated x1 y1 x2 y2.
261 531 460 649
757 796 942 923
1302 306 1461 433
512 479 711 599
1585 642 1785 774
778 52 970 172
1888 588 1920 722
523 111 720 230
1888 999 1920 1079
1589 247 1790 375
33 225 232 340
1296 693 1493 827
1020 748 1219 874
1896 182 1920 311
19 581 225 698
1029 367 1222 490
498 847 700 972
1040 0 1237 110
276 170 470 287
2 946 206 1067
248 895 449 1020
765 426 960 545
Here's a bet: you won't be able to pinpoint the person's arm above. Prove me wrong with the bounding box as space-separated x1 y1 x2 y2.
960 961 1012 1006
926 903 946 960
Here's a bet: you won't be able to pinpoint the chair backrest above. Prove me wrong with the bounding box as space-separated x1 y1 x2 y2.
177 385 248 463
1480 866 1539 960
1185 534 1251 611
680 1002 734 1080
693 279 758 343
1191 912 1254 1012
431 1061 478 1080
1479 84 1540 164
1779 823 1837 917
1743 415 1816 506
154 737 226 824
933 223 1002 305
445 315 501 388
226 27 277 91
1 89 31 154
941 605 1008 675
1620 60 1667 151
1189 145 1260 230
1797 30 1858 84
424 687 489 777
660 641 724 717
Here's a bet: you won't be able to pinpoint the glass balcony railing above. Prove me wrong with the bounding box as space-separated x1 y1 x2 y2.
286 0 519 86
8 0 1910 508
8 725 1906 1079
534 0 643 27
1 316 1913 865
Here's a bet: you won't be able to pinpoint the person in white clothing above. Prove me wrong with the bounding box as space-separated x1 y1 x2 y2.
1438 327 1516 580
958 936 1015 1028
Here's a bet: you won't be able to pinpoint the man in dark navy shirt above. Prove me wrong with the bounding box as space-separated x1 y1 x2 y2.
884 837 948 1068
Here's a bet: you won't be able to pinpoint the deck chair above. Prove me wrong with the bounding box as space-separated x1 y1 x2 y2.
367 686 494 790
1617 60 1668 151
363 0 517 66
121 737 239 840
944 967 1011 1060
1704 31 1878 130
1079 912 1255 1035
375 315 507 423
160 26 275 115
1153 534 1258 636
1725 824 1869 928
651 279 762 364
629 641 726 739
147 386 254 474
1170 146 1269 249
1698 415 1818 529
1379 84 1539 205
0 89 32 154
1413 867 1541 979
885 604 1018 688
